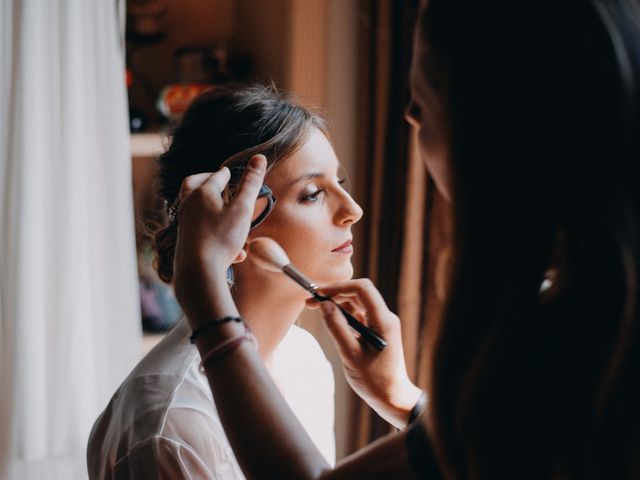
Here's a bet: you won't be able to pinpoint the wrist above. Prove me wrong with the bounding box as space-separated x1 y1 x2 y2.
375 381 424 429
192 315 248 353
177 269 240 331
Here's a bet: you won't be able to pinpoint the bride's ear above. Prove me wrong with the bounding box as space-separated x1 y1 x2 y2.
232 247 248 264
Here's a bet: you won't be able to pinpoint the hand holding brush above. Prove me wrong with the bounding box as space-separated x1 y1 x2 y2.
248 236 425 427
248 237 387 350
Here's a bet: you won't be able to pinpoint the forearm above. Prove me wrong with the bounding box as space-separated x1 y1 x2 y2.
192 284 421 479
192 282 331 479
203 344 419 479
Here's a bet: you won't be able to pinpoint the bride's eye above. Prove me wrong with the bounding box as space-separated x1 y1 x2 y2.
299 184 324 203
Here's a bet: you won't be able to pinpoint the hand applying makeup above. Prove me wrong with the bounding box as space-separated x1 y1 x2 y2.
173 154 267 327
307 280 423 429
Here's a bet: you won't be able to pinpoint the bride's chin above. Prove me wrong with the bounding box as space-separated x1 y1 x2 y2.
319 264 354 285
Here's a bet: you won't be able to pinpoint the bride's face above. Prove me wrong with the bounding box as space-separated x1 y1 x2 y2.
248 127 363 285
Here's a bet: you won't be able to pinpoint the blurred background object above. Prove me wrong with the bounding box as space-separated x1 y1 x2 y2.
126 0 168 44
156 46 216 121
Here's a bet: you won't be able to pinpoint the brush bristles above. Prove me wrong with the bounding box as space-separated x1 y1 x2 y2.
248 237 290 272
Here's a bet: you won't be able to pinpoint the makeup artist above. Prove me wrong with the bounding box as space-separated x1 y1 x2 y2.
172 0 640 478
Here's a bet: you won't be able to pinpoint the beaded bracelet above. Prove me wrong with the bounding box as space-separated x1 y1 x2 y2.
199 324 256 370
189 316 244 344
407 390 428 426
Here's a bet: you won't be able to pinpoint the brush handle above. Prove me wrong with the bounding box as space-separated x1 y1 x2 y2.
313 293 387 351
281 264 387 350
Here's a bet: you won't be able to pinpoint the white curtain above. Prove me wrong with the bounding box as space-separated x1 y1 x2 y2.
0 1 142 479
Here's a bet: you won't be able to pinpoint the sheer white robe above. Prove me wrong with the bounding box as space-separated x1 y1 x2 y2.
87 320 336 479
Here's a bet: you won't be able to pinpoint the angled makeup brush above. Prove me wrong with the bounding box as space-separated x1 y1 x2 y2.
248 237 387 351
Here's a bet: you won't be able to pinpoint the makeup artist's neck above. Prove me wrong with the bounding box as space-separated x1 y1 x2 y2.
231 271 307 362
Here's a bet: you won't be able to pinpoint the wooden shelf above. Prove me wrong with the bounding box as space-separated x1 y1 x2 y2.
131 133 165 158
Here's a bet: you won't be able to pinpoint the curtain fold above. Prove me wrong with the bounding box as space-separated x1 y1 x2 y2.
0 1 142 478
352 0 449 449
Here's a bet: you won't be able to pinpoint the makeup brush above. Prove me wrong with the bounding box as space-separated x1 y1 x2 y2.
248 237 387 351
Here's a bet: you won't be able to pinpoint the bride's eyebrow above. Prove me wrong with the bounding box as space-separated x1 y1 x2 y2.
287 172 325 187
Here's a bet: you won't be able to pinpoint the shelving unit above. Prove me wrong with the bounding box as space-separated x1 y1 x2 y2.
130 132 164 158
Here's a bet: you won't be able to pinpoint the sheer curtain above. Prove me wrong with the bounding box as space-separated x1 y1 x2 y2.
0 1 142 479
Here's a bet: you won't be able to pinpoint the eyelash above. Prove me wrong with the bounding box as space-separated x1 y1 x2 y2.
299 179 347 203
300 189 324 203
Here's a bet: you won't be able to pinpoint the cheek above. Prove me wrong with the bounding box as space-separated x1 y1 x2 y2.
252 206 354 283
251 207 323 258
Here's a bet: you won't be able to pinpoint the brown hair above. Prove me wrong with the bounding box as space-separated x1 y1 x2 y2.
154 84 327 282
419 0 640 478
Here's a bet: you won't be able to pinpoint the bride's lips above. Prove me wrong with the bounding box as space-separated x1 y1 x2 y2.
331 239 353 254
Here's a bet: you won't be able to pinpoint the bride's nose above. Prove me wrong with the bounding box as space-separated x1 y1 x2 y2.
334 192 363 226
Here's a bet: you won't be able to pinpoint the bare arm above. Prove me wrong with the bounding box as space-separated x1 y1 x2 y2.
191 279 419 479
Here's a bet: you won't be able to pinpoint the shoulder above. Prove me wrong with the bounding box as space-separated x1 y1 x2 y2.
111 435 214 479
88 353 222 476
90 359 202 442
91 406 240 480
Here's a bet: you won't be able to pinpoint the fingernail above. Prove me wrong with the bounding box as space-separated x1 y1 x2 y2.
249 154 266 172
320 301 335 315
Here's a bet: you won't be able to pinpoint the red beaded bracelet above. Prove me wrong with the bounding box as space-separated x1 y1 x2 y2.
199 324 257 370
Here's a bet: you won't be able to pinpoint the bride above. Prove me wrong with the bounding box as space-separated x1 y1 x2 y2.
87 85 363 479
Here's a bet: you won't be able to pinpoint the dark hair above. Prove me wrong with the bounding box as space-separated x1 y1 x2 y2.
154 84 327 282
421 1 640 478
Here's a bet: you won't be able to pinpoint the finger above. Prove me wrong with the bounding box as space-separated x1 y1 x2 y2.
326 297 368 324
178 172 216 201
320 301 362 359
307 296 367 325
231 248 247 264
317 279 399 335
233 155 267 211
317 279 388 315
306 295 360 309
305 297 321 310
200 166 232 196
326 293 365 312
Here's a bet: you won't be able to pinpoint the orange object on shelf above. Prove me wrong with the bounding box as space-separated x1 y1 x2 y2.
157 83 213 120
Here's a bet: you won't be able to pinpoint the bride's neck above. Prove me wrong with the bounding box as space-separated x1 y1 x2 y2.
231 266 307 363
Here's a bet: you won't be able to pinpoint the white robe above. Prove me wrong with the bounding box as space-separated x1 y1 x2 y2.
87 319 335 479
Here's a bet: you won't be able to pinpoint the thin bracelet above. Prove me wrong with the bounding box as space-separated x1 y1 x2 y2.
199 325 256 370
407 391 428 426
189 316 243 344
